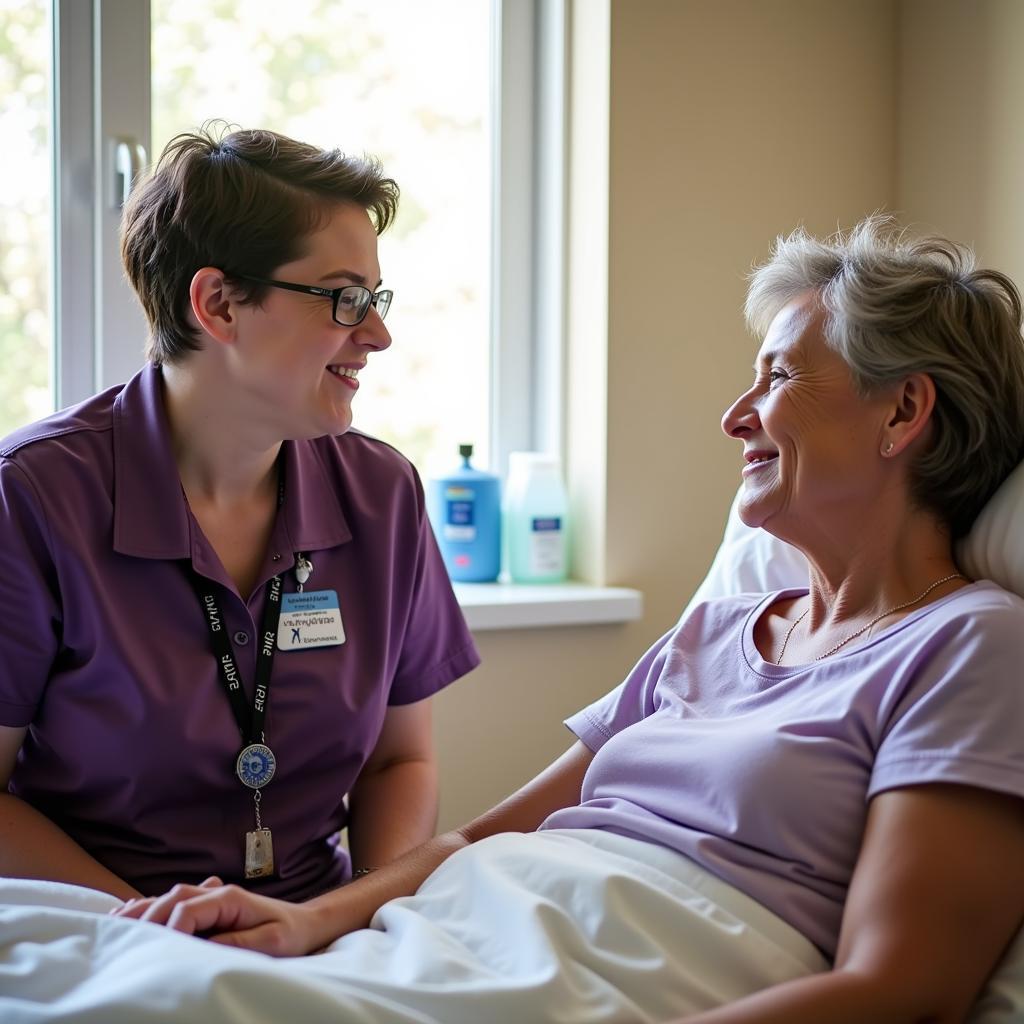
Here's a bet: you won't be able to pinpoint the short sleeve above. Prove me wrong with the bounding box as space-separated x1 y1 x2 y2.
869 600 1024 801
0 459 62 727
564 625 678 753
388 471 479 705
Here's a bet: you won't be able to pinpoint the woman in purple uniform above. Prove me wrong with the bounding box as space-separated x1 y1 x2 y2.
0 125 479 903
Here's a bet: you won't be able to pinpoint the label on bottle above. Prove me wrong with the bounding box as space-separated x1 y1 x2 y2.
529 516 564 576
444 486 476 542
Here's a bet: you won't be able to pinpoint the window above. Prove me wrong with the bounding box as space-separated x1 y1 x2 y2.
0 0 52 436
20 0 565 481
150 0 492 472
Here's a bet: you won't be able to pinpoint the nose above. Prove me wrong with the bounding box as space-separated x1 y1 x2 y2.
352 306 392 353
721 384 760 439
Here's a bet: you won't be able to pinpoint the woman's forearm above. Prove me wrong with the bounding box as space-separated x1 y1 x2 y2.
679 968 938 1024
304 827 470 946
314 741 597 944
0 792 140 900
346 756 439 870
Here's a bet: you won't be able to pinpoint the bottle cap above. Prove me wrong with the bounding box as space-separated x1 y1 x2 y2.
459 443 474 458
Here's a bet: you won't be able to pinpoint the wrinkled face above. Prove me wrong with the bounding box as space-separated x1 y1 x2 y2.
721 293 892 538
227 202 391 440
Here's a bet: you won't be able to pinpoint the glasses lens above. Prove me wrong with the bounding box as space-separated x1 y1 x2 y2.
373 289 393 321
335 286 371 326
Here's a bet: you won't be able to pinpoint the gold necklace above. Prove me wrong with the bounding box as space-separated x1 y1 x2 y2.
776 572 965 666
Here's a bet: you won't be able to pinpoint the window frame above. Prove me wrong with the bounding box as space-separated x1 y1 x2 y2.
52 0 566 474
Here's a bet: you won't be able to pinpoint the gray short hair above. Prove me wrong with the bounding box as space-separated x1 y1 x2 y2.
745 215 1024 538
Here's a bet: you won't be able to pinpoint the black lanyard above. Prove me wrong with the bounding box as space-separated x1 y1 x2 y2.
190 572 283 745
186 455 287 747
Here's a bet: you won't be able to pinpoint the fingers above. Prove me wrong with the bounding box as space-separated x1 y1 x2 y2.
109 887 249 941
110 880 224 921
111 895 158 918
162 887 253 936
184 896 315 957
209 922 289 955
104 881 309 956
110 883 229 926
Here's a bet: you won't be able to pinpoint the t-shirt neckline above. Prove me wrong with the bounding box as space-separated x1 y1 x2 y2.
741 580 986 678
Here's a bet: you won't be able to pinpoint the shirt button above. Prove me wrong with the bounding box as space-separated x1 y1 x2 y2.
233 631 250 646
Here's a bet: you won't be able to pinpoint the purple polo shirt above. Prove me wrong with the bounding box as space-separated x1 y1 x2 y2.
541 583 1024 957
0 365 479 899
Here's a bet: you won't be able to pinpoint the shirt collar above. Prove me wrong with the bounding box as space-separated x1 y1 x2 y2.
112 364 351 560
278 430 352 553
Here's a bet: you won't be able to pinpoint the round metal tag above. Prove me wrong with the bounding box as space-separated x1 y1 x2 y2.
236 743 277 789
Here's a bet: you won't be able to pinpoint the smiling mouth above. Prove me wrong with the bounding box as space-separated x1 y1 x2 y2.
327 365 360 390
743 453 778 474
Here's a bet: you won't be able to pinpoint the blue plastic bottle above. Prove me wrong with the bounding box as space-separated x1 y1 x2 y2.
427 444 501 583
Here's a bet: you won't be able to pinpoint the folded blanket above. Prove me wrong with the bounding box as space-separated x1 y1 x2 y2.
0 826 1007 1023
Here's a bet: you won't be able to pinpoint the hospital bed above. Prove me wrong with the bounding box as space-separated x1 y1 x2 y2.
1 459 1022 1023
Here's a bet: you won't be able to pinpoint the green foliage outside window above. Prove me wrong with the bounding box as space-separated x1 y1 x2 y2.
0 0 490 474
0 0 51 437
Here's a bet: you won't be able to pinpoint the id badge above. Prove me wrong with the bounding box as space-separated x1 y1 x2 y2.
244 828 274 878
277 589 345 650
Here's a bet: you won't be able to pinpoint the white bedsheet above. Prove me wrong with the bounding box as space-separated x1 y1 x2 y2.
1 828 829 1023
2 828 1020 1023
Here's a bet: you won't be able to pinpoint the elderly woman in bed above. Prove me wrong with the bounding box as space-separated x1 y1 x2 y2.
118 217 1024 1023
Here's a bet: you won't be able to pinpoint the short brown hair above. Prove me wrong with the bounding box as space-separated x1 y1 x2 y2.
121 121 400 365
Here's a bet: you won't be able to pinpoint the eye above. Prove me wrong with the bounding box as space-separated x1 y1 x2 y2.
767 368 789 389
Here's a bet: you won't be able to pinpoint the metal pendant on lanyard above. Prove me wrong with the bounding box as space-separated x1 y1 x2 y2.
190 570 284 878
186 454 292 878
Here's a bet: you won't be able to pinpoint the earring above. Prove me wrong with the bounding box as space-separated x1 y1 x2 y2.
882 441 894 456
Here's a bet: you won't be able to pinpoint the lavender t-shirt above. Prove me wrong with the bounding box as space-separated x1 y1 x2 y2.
541 582 1024 957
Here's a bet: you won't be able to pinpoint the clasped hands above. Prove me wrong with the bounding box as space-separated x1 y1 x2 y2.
111 876 338 957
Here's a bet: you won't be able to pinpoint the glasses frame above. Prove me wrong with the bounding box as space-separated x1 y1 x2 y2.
231 274 393 326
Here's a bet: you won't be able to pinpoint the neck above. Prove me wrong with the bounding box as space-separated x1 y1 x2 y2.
161 361 281 506
781 493 962 630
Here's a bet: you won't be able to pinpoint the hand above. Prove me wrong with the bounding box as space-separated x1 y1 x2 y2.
112 877 325 957
112 874 224 920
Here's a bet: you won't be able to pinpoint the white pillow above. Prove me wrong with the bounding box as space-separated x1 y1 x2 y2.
958 458 1024 600
688 461 1024 1023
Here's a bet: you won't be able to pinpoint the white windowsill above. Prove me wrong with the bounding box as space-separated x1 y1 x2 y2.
453 580 644 631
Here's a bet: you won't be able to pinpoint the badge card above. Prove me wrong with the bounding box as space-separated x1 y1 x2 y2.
277 590 345 650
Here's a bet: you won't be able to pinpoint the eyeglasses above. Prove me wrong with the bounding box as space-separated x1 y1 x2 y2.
232 275 393 326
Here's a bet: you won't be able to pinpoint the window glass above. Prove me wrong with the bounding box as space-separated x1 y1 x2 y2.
151 0 492 473
0 0 53 435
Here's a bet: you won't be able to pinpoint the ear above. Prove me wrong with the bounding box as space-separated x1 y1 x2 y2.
880 373 936 457
188 268 238 345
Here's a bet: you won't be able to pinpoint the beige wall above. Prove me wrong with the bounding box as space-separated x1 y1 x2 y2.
435 0 1024 831
898 0 1024 287
604 0 897 627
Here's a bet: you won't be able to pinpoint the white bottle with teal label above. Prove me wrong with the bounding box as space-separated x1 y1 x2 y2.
504 451 569 583
427 444 501 583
